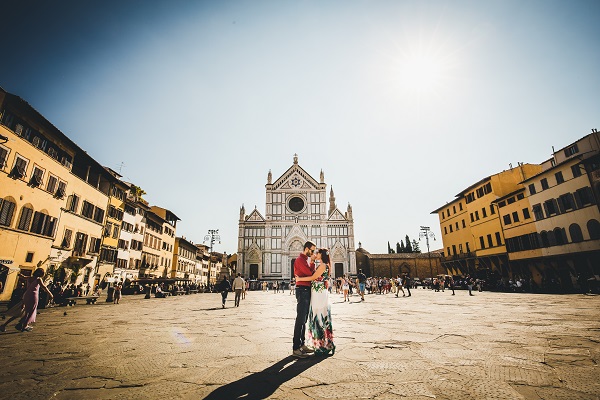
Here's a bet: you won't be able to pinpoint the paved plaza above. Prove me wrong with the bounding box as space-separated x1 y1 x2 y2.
0 288 599 400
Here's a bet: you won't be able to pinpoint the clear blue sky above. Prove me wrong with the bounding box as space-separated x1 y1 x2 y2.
1 0 598 254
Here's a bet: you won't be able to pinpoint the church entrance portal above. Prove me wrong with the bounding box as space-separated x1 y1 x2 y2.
249 264 259 280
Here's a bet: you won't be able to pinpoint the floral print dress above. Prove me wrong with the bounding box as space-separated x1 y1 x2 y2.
307 266 335 355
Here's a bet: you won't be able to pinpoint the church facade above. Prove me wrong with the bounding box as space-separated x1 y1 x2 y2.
237 155 356 282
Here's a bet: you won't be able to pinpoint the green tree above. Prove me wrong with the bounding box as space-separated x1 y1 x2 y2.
130 184 146 199
66 264 84 283
412 239 421 253
388 241 394 254
396 242 401 253
405 235 413 252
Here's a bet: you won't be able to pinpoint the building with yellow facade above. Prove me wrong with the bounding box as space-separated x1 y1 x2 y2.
497 131 600 292
113 183 150 283
172 237 199 282
0 88 117 300
195 243 210 286
150 206 178 279
49 159 115 290
95 168 128 286
432 164 542 283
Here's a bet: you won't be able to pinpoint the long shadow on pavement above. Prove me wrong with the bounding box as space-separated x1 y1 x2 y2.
203 355 327 399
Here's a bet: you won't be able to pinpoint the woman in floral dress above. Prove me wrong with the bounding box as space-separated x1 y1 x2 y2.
295 248 335 356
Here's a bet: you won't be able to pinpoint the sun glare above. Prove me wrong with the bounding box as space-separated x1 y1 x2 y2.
402 54 445 93
391 38 459 99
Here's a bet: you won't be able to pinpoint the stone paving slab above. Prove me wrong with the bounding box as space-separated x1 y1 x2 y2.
1 289 599 399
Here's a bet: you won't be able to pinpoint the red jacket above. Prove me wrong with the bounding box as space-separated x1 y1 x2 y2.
294 253 315 287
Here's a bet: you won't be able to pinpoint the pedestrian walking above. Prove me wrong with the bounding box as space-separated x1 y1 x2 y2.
0 279 27 332
357 269 367 301
395 275 405 297
232 273 245 307
402 275 412 297
242 275 248 299
292 241 316 358
289 278 295 295
219 276 231 308
449 276 456 295
342 275 349 302
12 268 53 332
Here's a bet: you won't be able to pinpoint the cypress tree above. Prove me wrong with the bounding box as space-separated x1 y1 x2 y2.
405 235 413 252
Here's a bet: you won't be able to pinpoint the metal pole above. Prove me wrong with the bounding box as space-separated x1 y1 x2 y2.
204 229 220 285
419 226 436 288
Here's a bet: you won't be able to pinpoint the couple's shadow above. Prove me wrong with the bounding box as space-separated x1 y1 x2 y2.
203 355 327 399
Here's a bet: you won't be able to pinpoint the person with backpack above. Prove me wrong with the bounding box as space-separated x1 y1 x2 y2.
218 276 232 308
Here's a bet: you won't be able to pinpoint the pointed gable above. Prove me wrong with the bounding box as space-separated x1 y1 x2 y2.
246 209 265 222
272 160 320 191
328 208 347 222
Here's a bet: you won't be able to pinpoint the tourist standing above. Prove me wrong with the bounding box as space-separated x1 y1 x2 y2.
292 241 316 358
467 276 474 296
113 281 123 304
242 275 248 299
295 248 335 356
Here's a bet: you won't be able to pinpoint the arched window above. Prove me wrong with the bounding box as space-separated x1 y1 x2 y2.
540 231 550 247
569 224 584 243
30 209 57 237
547 230 557 246
554 228 566 245
588 219 600 240
17 204 34 231
0 197 17 227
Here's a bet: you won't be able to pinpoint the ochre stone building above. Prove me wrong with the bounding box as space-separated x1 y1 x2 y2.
355 246 443 281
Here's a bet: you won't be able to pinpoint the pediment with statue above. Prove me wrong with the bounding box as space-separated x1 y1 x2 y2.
330 242 348 261
288 239 304 253
246 242 262 263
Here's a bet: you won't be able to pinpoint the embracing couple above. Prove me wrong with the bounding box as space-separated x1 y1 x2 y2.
292 241 335 358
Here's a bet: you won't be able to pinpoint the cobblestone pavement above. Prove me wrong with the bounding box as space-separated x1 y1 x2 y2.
1 288 599 400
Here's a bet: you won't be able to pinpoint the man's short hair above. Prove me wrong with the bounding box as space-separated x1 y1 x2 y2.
303 241 316 250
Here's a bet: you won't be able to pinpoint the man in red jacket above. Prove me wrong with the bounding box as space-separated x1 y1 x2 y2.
292 241 316 358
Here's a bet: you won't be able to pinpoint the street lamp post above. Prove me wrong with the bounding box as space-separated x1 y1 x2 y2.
419 226 436 288
203 229 220 285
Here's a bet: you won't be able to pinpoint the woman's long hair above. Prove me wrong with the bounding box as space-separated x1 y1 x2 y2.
318 248 330 265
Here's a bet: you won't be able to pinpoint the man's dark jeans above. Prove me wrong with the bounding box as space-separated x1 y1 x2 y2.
293 286 311 350
221 291 228 305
